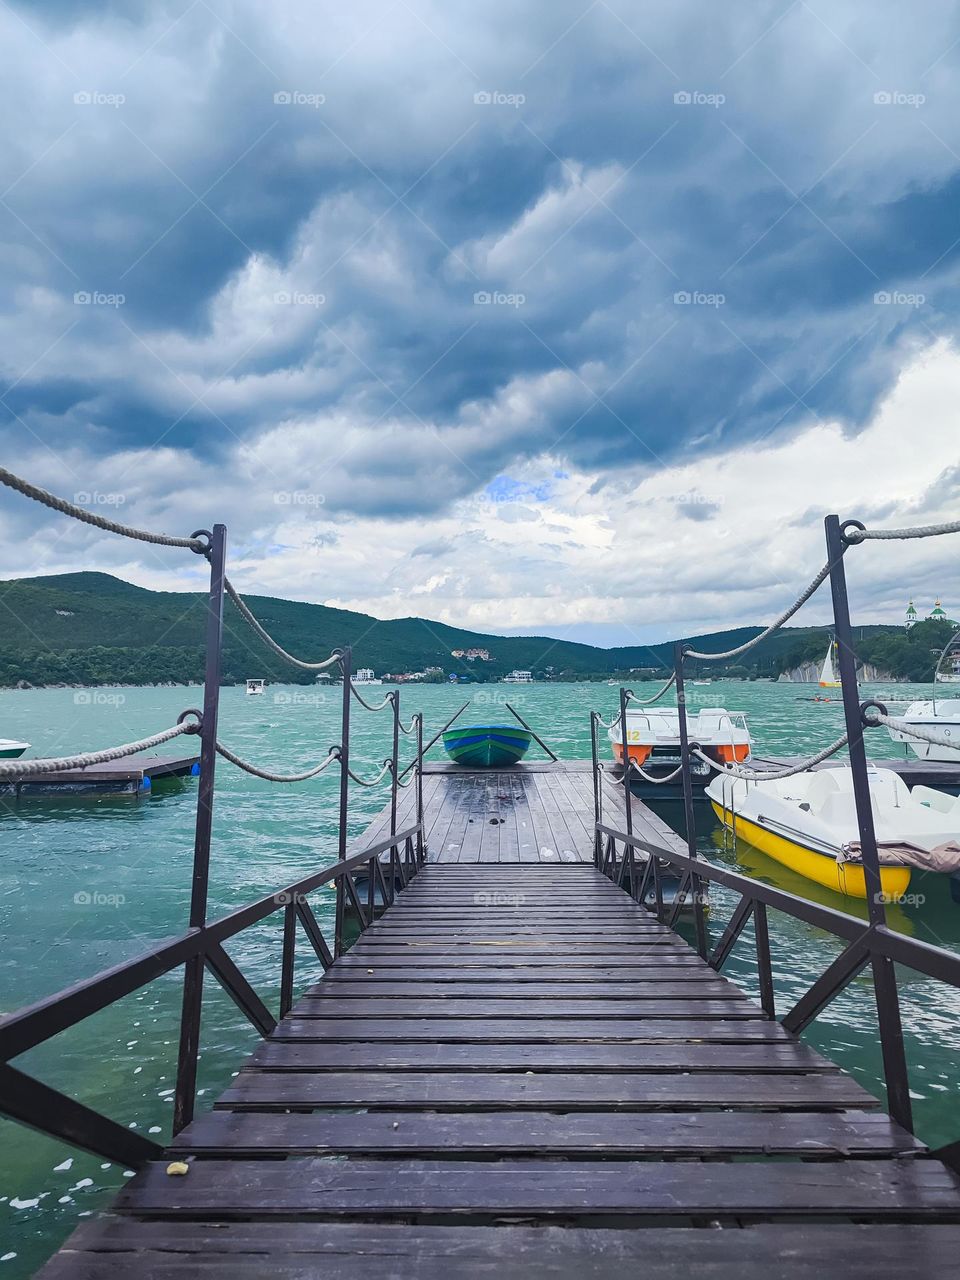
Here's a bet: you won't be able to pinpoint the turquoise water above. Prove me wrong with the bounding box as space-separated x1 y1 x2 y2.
1 678 959 1274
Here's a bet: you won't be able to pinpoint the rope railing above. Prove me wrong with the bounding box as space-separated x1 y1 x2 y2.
846 519 960 543
215 741 340 783
685 560 833 661
389 759 417 787
626 673 676 705
222 579 342 673
692 732 850 781
867 711 960 752
349 684 395 713
623 757 685 784
0 466 205 550
398 713 421 735
0 715 200 778
345 759 393 788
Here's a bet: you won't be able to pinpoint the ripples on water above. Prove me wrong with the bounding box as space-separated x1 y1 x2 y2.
1 679 958 1274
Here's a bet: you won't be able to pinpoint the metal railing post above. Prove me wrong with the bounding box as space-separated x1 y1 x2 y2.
173 523 226 1135
335 646 352 959
825 514 912 1131
415 713 425 863
589 712 601 867
675 642 708 958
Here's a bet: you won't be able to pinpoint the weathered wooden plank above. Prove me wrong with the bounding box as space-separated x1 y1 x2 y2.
217 1070 873 1109
321 964 707 982
303 978 718 997
293 991 747 1013
271 1016 779 1040
172 1107 923 1157
245 1040 837 1073
39 1222 960 1280
117 1157 956 1218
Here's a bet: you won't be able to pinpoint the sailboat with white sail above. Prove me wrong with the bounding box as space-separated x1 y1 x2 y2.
818 639 841 688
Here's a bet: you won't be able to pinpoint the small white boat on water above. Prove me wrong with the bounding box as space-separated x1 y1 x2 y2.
707 765 960 900
818 639 841 688
885 698 960 762
246 678 265 696
610 706 752 777
0 738 29 759
885 631 960 760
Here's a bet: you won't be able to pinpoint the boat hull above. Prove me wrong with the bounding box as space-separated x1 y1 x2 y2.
442 726 533 768
0 742 28 759
710 799 912 900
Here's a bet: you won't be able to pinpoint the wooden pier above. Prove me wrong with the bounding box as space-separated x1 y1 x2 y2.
0 753 200 797
39 762 960 1278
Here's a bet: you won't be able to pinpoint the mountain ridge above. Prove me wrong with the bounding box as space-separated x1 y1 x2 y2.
0 571 937 687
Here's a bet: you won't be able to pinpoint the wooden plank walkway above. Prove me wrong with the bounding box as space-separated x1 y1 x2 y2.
42 862 960 1276
355 760 684 864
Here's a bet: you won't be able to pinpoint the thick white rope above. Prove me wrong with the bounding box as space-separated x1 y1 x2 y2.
626 673 676 705
871 712 960 751
623 757 685 785
345 760 393 787
349 684 394 712
0 466 204 550
0 719 198 778
847 520 960 543
685 560 832 661
215 741 340 783
398 713 421 736
222 579 342 672
693 733 849 780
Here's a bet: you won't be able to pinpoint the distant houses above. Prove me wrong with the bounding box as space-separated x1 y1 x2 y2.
450 647 492 661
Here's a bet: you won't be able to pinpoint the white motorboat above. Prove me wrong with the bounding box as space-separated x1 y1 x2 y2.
707 764 960 900
0 739 29 759
246 678 265 696
609 705 752 778
885 698 960 762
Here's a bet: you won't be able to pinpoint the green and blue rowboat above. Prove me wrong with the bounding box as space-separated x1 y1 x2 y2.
442 724 533 768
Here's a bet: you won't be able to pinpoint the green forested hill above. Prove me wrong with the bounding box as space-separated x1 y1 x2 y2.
0 571 942 687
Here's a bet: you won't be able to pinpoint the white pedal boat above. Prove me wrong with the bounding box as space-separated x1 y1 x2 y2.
707 764 960 900
610 706 751 776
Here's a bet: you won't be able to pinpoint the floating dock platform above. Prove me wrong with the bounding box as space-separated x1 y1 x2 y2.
0 753 200 797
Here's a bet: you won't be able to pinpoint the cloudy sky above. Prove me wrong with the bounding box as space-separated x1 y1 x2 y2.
1 0 959 645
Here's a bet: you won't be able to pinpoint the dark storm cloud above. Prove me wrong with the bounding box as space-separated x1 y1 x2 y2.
2 0 960 519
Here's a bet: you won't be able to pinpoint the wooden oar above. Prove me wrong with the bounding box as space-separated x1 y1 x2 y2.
505 701 559 761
